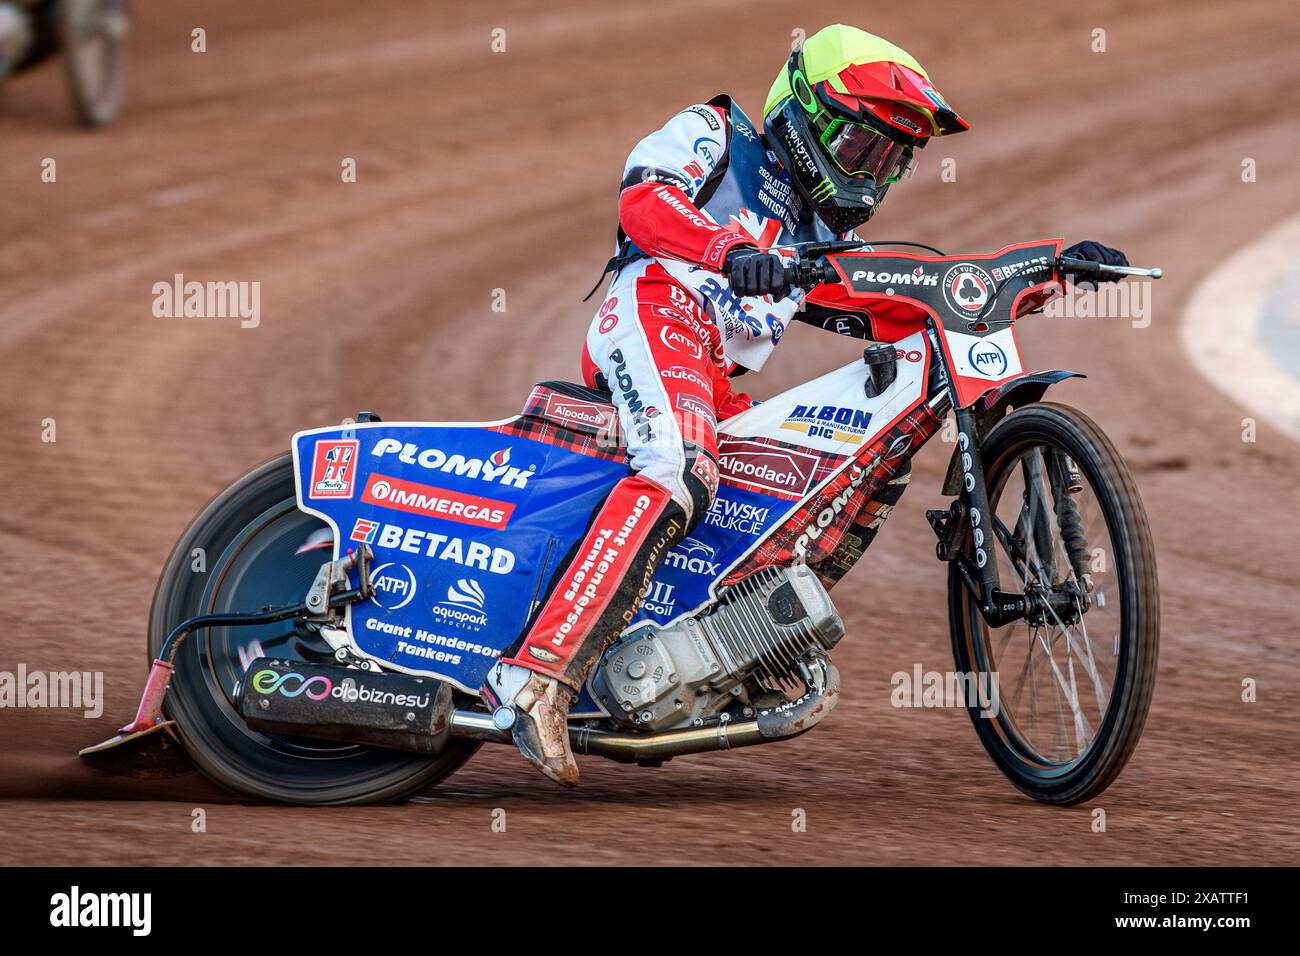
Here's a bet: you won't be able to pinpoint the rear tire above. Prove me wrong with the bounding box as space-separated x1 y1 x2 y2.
947 403 1158 805
149 454 479 805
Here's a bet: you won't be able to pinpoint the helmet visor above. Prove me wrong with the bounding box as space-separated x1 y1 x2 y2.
820 118 914 184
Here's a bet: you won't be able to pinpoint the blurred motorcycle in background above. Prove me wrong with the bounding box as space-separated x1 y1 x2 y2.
0 0 128 125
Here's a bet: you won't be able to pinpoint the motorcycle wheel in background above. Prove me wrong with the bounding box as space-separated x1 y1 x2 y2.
149 454 480 805
61 0 128 126
948 403 1158 805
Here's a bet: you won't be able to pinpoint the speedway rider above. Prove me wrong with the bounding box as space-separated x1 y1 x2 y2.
481 24 1129 786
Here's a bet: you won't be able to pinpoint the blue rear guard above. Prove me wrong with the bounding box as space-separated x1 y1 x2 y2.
294 422 627 693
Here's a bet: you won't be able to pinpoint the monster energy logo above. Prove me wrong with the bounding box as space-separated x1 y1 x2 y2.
811 179 837 201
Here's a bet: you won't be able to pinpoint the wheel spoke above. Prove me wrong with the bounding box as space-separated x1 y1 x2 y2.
976 437 1129 767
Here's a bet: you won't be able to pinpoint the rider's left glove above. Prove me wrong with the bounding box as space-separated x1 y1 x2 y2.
1062 240 1129 286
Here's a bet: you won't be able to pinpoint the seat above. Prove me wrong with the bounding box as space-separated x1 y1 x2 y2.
517 381 623 449
536 380 615 405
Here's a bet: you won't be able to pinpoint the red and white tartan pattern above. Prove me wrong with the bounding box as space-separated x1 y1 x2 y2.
492 386 626 462
722 403 944 583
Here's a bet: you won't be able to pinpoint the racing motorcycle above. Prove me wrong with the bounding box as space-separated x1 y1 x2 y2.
0 0 127 125
82 239 1162 807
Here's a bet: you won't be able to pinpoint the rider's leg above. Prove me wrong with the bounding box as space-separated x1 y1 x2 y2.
482 262 724 786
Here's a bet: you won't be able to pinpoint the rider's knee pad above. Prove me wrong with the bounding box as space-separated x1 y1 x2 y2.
677 443 719 532
634 442 717 530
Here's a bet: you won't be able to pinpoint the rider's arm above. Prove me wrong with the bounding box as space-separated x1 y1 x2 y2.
618 103 755 271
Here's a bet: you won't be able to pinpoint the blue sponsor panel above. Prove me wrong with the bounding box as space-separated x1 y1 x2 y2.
571 480 791 715
628 481 787 628
294 423 627 692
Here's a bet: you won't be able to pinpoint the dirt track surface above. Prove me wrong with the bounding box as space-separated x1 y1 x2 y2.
2 0 1298 865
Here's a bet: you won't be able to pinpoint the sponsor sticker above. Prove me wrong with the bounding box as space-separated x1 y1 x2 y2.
370 562 418 610
309 439 359 499
660 325 704 360
662 365 712 391
362 474 514 530
370 439 534 490
780 404 873 445
849 266 938 289
966 339 1010 378
351 518 379 543
717 439 819 497
430 578 489 632
662 537 720 576
703 496 770 535
991 256 1051 282
821 312 869 337
543 392 618 433
357 518 517 574
942 263 994 316
676 392 716 424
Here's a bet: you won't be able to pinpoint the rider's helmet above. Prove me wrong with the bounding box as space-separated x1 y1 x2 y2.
763 25 969 234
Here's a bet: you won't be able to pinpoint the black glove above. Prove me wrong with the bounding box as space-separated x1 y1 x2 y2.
725 246 794 299
1062 240 1129 286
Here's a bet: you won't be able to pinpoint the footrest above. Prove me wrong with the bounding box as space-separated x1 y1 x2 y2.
926 500 969 562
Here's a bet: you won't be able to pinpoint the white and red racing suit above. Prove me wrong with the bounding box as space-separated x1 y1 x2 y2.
499 95 859 690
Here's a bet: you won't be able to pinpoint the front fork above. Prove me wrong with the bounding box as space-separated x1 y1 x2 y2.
950 406 1027 628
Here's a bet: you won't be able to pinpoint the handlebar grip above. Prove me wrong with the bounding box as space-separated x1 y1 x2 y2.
784 259 840 289
1058 255 1163 280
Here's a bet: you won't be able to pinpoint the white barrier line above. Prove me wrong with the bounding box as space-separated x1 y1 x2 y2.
1181 213 1300 442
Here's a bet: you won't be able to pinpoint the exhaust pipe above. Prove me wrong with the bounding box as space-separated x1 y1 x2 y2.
232 656 838 765
449 658 840 763
449 709 767 762
236 659 454 755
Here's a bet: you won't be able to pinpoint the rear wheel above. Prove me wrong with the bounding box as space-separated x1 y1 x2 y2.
948 403 1158 805
149 454 479 805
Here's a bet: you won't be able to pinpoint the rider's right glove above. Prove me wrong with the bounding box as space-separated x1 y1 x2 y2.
1062 240 1129 287
725 247 794 300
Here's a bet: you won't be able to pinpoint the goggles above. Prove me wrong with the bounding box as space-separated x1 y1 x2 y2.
820 118 916 184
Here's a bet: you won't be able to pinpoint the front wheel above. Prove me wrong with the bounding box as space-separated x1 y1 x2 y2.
947 403 1158 805
149 453 479 805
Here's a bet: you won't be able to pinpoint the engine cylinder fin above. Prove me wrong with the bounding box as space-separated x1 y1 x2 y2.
592 565 845 732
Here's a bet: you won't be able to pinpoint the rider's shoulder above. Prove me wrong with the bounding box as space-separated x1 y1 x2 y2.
673 95 733 133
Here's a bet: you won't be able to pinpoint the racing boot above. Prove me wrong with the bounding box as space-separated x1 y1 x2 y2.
482 474 696 788
482 661 579 788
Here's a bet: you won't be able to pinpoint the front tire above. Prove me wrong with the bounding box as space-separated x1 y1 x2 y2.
947 403 1158 805
149 454 479 805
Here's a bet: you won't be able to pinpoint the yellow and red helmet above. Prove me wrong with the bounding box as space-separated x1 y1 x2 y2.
763 25 969 232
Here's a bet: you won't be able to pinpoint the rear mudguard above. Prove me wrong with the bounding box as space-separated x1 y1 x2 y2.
941 371 1084 496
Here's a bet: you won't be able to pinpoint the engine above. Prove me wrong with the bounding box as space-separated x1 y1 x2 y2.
591 564 844 731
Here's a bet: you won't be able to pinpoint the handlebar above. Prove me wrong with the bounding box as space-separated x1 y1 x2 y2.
781 249 1162 291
